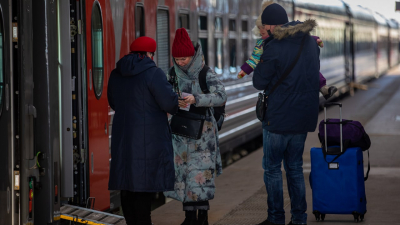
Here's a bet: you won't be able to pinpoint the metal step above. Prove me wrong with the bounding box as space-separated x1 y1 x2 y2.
61 204 126 225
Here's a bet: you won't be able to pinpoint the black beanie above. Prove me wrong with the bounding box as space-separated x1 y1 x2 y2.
261 3 289 25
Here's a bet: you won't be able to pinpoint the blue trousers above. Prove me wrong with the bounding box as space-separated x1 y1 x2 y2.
263 130 308 224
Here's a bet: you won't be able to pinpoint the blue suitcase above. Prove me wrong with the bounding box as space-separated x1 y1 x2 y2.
310 103 369 222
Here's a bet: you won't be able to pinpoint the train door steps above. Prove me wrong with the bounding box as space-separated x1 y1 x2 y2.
61 204 126 225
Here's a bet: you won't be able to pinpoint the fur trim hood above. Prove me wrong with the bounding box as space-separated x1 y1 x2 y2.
252 0 274 36
273 19 317 40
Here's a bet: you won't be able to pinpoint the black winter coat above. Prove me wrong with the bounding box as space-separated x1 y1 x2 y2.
107 54 178 192
253 20 320 133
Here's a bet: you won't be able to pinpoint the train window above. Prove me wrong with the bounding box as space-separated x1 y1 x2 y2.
229 19 236 32
135 5 145 37
315 26 344 59
0 14 3 116
242 20 248 32
242 39 248 65
157 9 170 74
214 38 223 74
179 13 190 29
229 39 236 73
199 38 208 64
198 16 207 30
215 17 223 32
91 2 104 99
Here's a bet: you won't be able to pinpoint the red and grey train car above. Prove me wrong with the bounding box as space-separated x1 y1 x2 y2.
0 0 399 224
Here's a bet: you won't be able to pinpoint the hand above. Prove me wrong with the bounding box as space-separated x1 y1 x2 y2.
237 70 246 79
317 38 324 48
184 95 196 105
178 100 187 108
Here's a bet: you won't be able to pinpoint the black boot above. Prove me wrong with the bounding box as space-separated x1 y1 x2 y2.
135 192 153 225
181 210 197 225
136 210 152 225
197 210 209 225
323 86 338 100
121 190 137 225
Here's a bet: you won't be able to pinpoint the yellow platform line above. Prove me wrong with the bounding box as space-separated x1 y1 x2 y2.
60 214 106 225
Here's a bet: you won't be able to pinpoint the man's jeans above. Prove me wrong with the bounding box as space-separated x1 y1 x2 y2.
263 130 308 224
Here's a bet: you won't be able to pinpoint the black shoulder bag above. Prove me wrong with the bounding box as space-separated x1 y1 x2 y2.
256 35 307 122
169 66 209 139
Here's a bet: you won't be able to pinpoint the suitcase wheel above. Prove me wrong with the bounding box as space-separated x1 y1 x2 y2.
313 211 325 221
352 211 364 222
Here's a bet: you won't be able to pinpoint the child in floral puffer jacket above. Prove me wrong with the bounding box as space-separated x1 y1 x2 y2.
238 1 337 100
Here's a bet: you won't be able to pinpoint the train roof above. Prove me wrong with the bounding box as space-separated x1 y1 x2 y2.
387 19 399 28
390 19 400 26
372 11 389 26
343 3 375 22
293 0 347 16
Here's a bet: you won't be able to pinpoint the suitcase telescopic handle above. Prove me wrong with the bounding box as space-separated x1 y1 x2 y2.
324 102 343 153
324 102 342 107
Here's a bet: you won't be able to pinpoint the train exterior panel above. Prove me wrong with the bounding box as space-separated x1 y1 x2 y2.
348 4 377 82
294 0 349 90
85 0 115 211
0 0 13 224
388 19 399 67
373 11 390 75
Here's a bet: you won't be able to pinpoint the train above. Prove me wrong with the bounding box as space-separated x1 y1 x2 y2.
0 0 399 224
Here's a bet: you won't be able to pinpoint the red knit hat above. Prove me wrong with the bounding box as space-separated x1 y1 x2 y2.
130 36 157 53
172 28 195 57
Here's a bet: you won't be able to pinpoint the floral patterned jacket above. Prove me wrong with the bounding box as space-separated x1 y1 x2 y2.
163 42 227 203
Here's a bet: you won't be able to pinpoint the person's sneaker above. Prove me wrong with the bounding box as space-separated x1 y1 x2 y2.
287 221 307 225
257 219 285 225
324 86 338 100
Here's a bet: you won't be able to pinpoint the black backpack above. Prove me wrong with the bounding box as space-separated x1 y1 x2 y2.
168 65 226 131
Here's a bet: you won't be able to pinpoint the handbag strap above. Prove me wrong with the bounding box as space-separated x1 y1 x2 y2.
364 149 370 181
169 65 210 95
168 67 178 93
198 65 210 94
198 65 214 117
264 34 308 96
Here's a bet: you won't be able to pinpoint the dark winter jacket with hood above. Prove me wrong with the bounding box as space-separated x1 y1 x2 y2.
107 53 179 192
253 20 320 133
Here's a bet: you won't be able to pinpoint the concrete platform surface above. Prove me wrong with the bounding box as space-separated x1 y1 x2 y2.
151 66 400 225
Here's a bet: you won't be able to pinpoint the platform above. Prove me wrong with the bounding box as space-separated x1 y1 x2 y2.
151 67 400 225
60 204 126 225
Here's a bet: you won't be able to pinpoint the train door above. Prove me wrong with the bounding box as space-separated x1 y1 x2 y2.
58 0 88 208
0 1 13 224
344 22 354 83
85 0 114 211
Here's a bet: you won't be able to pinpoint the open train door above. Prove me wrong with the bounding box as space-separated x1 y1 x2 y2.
84 0 115 211
0 1 13 224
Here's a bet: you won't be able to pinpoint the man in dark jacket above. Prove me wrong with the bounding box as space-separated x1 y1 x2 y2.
253 4 320 225
107 36 178 225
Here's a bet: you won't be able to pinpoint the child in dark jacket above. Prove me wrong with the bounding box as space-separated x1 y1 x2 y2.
238 0 337 100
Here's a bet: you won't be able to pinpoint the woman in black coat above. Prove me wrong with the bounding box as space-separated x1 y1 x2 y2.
107 36 178 225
